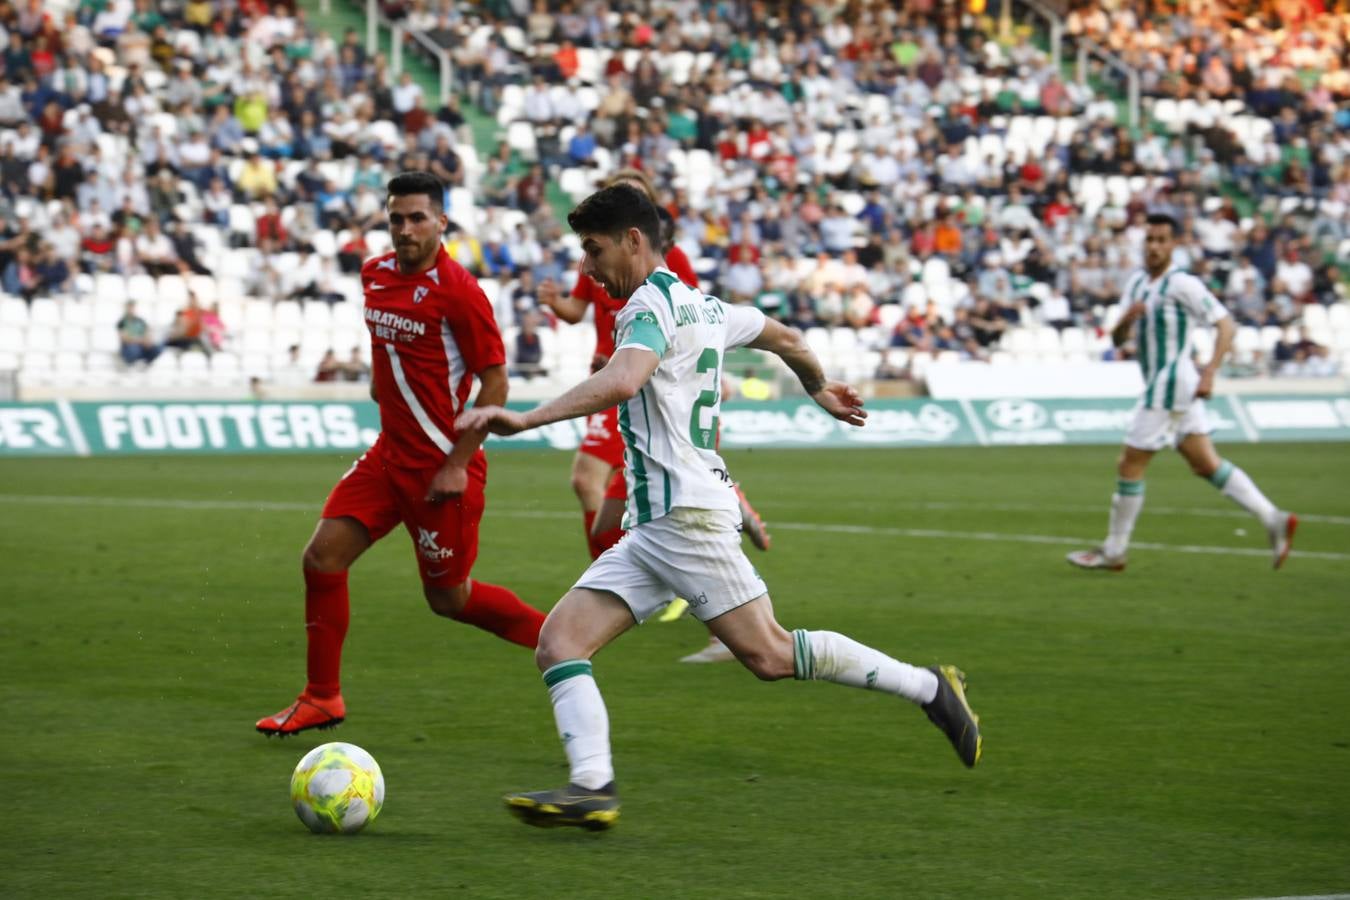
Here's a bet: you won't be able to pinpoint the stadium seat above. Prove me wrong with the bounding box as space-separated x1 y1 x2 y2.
1059 326 1088 353
876 303 904 331
157 274 189 307
94 273 127 306
61 300 93 330
29 299 60 327
25 324 57 353
0 297 28 327
1233 326 1260 361
302 303 332 332
242 299 273 332
1300 303 1328 332
1032 328 1062 353
89 326 120 354
53 349 84 374
559 167 591 201
365 230 392 257
1326 303 1350 331
273 301 303 331
507 121 538 161
59 327 90 353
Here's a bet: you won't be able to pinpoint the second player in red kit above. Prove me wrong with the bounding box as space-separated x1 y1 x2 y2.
257 172 547 736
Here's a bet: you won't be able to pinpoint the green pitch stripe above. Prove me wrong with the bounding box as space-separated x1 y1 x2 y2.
543 659 593 687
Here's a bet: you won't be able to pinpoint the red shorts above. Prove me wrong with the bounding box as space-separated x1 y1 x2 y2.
322 441 486 588
578 406 625 469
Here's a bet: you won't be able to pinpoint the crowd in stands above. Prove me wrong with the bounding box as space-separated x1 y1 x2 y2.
0 0 1347 395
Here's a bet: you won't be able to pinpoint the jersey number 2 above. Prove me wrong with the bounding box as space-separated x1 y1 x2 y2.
688 347 720 450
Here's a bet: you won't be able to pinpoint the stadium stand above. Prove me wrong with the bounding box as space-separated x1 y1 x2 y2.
0 0 1347 399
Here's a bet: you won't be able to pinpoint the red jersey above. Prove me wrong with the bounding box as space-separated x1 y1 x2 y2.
570 245 698 357
362 247 506 469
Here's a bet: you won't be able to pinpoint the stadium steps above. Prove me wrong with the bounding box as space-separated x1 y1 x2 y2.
298 0 573 222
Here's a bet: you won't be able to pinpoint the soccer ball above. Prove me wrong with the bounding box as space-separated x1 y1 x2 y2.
290 742 385 834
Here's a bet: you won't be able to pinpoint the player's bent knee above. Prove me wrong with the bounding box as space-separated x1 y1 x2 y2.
534 638 578 672
301 544 347 573
738 649 793 682
423 585 467 618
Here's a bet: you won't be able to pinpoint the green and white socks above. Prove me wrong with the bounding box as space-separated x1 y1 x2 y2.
1104 460 1280 559
543 660 613 791
1209 460 1280 529
1104 478 1145 559
792 630 938 705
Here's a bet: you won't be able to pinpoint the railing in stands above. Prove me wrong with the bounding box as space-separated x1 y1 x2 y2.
363 0 454 104
1017 0 1140 129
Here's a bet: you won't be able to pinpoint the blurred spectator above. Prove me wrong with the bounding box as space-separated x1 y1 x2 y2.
511 310 546 380
340 346 370 382
315 348 342 382
164 294 209 354
133 218 178 277
116 301 161 365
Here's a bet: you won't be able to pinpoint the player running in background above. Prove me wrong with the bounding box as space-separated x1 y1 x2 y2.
458 185 982 829
1067 213 1297 572
256 172 546 736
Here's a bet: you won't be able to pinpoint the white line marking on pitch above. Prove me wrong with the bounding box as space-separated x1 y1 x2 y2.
3 494 1347 563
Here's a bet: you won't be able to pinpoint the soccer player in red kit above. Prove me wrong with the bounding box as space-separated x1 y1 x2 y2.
256 172 546 736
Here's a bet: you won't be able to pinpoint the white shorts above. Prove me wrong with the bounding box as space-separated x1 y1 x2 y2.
573 507 767 624
1125 400 1211 451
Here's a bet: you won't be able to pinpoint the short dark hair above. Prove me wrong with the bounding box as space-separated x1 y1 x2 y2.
1146 212 1179 233
567 184 662 250
386 171 444 210
655 205 676 251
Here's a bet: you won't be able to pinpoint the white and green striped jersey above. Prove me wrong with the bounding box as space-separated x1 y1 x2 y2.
611 267 767 527
1120 267 1229 410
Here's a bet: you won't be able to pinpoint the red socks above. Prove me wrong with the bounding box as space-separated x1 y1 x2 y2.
452 581 544 648
303 569 349 699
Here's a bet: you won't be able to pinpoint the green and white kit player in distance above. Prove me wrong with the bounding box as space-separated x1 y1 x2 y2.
458 184 982 830
1068 213 1297 572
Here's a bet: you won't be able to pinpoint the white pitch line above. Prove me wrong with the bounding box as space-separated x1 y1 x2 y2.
3 494 1348 563
799 498 1350 527
765 521 1350 562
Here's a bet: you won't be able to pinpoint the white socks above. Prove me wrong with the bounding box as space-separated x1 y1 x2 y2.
542 660 613 791
1210 460 1279 529
1104 479 1145 559
792 630 938 705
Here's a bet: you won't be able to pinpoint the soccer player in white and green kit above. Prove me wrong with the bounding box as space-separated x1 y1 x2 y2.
1067 213 1297 572
457 184 982 830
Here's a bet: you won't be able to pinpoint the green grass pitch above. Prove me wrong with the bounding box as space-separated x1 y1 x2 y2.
1 444 1347 898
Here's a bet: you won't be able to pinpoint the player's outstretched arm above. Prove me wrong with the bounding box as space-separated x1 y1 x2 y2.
747 318 866 427
456 348 660 436
427 364 508 501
